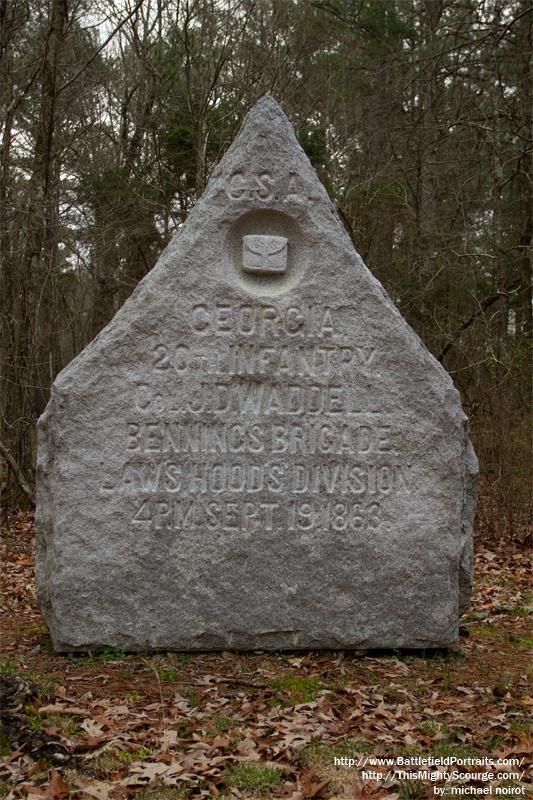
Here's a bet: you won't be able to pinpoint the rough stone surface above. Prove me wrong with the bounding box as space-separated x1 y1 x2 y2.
36 95 478 652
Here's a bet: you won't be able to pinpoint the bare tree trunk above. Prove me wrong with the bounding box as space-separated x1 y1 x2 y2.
516 1 532 346
2 0 68 505
32 0 68 411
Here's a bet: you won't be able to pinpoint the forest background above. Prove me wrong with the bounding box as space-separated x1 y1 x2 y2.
0 0 531 539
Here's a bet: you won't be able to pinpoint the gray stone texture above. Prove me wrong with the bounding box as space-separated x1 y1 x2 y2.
36 95 478 652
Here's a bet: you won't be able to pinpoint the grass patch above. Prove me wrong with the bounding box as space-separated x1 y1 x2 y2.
0 729 12 757
43 635 55 656
86 748 151 777
397 743 423 757
509 719 530 734
299 739 375 796
399 779 426 799
25 622 48 636
483 734 505 752
224 762 283 792
88 751 124 777
212 714 235 732
351 738 374 755
470 624 505 641
497 780 521 791
33 676 56 702
430 741 480 760
267 675 324 704
99 647 127 662
438 669 466 690
39 713 81 737
142 654 188 682
494 672 515 691
417 720 445 737
429 648 466 661
118 750 137 764
137 789 188 800
404 679 429 697
0 780 13 797
300 737 373 766
182 690 200 708
27 714 43 733
158 668 180 681
510 634 533 649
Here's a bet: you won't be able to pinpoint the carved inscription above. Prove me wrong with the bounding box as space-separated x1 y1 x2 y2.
189 304 337 337
131 498 384 533
105 461 411 496
101 302 409 535
151 344 375 378
225 170 313 203
125 421 396 455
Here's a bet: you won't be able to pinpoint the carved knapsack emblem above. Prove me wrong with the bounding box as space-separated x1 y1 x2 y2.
242 234 288 274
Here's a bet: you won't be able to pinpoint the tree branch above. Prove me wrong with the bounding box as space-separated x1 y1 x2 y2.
57 0 146 96
0 439 35 508
437 287 517 363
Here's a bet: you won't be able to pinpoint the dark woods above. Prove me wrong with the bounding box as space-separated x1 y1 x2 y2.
0 0 531 538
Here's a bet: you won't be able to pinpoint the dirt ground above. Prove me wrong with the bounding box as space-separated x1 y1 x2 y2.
1 512 531 799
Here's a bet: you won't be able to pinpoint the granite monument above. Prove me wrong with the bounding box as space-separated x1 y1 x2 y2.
36 95 478 651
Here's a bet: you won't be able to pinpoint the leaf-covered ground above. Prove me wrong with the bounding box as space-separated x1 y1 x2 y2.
1 512 531 799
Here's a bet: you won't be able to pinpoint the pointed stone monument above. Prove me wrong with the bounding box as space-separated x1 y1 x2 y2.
36 96 478 652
